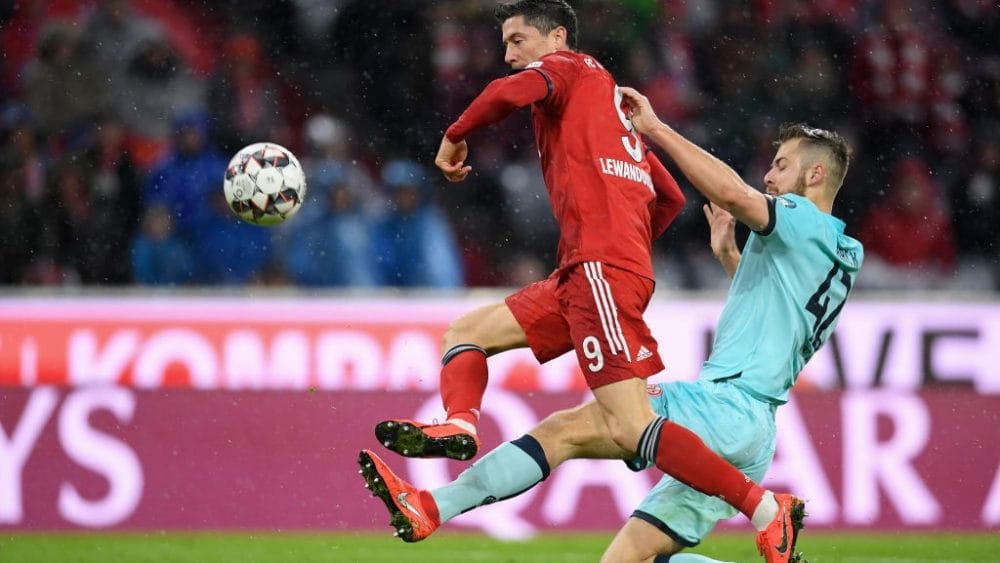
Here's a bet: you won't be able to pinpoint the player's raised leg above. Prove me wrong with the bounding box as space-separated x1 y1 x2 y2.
375 301 528 460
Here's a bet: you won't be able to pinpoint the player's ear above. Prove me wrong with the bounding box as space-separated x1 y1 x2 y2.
808 161 826 187
551 25 567 47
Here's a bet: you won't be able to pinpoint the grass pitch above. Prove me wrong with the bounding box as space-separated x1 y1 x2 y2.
1 532 997 562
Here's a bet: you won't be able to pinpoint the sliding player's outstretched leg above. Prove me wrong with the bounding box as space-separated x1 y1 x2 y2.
357 449 441 542
374 418 480 461
755 493 807 563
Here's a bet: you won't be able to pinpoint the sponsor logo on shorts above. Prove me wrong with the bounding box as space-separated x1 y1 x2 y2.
636 346 653 361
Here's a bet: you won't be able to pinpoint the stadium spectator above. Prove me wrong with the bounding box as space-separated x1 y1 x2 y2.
281 163 381 287
73 111 143 283
131 203 195 285
299 113 380 212
144 109 225 234
857 155 957 289
849 0 965 162
949 129 1000 289
21 21 109 148
374 159 464 288
208 34 290 154
114 28 206 169
50 159 104 283
0 104 54 284
78 0 163 93
190 195 275 285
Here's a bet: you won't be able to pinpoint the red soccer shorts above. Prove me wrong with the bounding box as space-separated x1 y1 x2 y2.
505 261 664 389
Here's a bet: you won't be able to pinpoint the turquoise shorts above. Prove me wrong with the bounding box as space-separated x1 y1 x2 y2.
632 379 777 546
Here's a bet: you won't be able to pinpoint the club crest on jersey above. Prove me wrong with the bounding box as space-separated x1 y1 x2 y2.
646 384 662 396
776 196 797 208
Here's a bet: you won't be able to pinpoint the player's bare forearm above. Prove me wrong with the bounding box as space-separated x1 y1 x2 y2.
643 122 769 231
619 87 769 231
704 203 740 278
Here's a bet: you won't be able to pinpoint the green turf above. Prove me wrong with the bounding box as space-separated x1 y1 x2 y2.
0 532 998 562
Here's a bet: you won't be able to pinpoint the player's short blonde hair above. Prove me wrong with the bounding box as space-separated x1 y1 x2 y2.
776 123 851 188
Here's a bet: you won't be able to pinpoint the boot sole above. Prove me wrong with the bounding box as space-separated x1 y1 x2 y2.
375 420 478 461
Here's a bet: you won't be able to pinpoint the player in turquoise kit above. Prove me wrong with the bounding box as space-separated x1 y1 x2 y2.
360 92 862 561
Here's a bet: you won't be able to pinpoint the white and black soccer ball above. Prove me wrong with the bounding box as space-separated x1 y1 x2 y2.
223 142 307 226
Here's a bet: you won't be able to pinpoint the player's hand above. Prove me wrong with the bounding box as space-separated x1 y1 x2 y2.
435 136 472 183
618 86 661 135
703 202 738 259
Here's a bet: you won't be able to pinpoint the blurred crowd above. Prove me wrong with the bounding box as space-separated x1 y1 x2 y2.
0 0 997 291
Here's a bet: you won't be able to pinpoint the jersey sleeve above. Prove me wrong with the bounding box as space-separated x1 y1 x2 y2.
522 52 581 112
757 194 812 245
445 70 551 142
647 150 686 240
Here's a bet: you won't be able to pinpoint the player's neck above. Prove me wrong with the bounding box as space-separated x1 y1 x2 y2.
805 191 834 214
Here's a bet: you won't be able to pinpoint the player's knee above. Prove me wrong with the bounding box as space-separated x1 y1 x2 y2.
603 413 643 456
442 314 485 350
441 322 467 351
442 303 506 351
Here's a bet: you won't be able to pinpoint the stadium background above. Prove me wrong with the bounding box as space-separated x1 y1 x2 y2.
1 0 998 561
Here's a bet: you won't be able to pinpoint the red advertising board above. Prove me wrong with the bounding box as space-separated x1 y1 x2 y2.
0 387 997 534
1 296 998 393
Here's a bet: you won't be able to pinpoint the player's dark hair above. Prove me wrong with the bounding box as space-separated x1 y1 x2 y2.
776 123 852 187
494 0 578 50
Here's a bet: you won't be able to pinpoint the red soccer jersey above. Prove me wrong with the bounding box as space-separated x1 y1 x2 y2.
447 51 668 280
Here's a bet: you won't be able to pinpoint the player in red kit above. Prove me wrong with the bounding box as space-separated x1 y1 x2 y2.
378 0 678 460
370 3 802 561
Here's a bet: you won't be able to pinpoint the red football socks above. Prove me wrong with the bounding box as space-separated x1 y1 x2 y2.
648 418 765 519
440 346 488 428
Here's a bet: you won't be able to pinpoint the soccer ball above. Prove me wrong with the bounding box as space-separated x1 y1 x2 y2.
223 142 307 226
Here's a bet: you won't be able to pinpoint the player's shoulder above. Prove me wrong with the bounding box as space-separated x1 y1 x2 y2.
760 193 821 238
771 193 810 210
533 50 603 73
771 194 825 223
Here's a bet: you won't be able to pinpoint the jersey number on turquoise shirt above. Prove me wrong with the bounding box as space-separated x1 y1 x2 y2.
804 262 853 355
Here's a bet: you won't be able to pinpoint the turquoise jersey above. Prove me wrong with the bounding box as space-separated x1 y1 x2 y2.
700 193 864 404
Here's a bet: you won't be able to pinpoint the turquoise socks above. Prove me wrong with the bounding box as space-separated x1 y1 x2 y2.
431 435 550 522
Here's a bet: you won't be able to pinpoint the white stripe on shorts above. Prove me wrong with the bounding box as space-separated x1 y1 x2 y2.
583 261 631 361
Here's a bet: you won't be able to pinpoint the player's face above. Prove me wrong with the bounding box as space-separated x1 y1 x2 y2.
501 16 561 69
763 140 808 197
